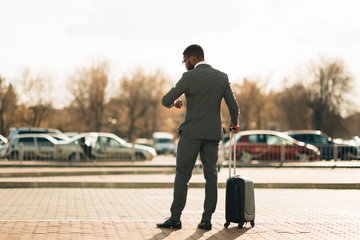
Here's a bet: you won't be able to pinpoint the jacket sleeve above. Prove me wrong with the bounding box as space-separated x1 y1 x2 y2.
162 72 188 108
224 82 239 125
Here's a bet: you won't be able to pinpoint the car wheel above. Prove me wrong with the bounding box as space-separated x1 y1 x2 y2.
9 151 19 160
68 152 84 162
135 152 146 161
340 151 351 160
68 153 76 162
28 152 36 161
296 152 310 161
237 151 252 163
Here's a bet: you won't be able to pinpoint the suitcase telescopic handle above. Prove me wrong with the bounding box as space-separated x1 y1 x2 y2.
229 131 237 177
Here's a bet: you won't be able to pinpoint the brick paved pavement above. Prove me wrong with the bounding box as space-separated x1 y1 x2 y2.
1 188 360 239
1 156 360 239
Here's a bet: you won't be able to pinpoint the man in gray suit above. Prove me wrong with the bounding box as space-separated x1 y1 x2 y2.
157 44 239 230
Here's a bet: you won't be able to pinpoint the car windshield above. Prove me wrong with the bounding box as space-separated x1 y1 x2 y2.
18 137 35 145
313 135 329 144
156 138 173 144
112 135 126 145
267 135 293 145
97 136 121 148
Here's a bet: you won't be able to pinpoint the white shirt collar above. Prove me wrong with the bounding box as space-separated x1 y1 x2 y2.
195 61 207 68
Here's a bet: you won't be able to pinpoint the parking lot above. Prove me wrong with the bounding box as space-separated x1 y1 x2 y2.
2 128 360 164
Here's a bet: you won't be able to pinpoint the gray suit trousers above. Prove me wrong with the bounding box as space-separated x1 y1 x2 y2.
170 133 219 221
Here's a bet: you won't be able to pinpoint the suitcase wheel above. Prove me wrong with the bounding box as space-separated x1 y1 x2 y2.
224 222 230 228
238 220 244 229
250 220 255 227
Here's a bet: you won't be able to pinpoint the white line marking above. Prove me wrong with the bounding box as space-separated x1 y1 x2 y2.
144 196 200 199
1 219 360 223
160 210 225 213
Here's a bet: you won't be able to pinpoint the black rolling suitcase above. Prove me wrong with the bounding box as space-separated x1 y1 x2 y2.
224 131 255 229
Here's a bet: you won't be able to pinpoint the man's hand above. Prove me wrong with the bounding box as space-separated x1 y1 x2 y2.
174 99 183 109
229 124 239 133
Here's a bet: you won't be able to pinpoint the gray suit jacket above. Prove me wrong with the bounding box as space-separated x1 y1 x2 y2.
162 64 239 141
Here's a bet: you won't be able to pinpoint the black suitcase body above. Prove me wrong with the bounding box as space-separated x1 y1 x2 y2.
225 175 255 228
224 132 255 229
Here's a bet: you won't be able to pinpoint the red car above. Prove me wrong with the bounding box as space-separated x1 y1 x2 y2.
226 130 320 163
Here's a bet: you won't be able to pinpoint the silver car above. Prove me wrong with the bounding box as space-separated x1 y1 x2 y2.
0 134 8 159
7 134 61 160
7 134 84 162
8 127 64 141
58 132 157 161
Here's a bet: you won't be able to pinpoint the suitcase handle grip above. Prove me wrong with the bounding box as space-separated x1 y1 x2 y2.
229 131 237 177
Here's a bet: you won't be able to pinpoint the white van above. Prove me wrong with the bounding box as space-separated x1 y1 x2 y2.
152 132 176 155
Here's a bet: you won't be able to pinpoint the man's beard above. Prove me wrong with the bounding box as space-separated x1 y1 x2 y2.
187 63 195 70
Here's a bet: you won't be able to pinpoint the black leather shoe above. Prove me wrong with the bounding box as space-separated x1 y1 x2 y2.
157 218 182 229
198 220 212 230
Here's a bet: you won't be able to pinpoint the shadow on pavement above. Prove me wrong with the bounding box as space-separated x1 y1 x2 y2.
206 227 250 240
183 228 206 240
148 227 180 240
147 226 249 240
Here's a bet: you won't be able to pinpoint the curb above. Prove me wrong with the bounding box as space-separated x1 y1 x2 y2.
2 159 360 169
0 181 359 189
2 163 360 168
0 168 175 178
0 162 175 168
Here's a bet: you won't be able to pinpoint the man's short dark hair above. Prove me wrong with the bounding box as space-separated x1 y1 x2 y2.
183 44 204 60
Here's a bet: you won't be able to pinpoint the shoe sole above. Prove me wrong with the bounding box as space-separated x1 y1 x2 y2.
157 224 182 229
198 226 212 230
172 225 182 229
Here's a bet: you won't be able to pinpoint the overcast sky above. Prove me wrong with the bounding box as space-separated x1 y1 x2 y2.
1 0 360 109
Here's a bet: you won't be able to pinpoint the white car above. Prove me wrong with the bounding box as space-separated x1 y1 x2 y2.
152 132 176 155
58 132 157 161
8 127 64 141
7 134 61 160
0 134 8 159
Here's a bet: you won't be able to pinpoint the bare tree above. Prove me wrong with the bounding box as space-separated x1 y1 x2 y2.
115 68 171 139
68 61 109 132
344 112 360 139
231 78 268 130
142 70 170 138
305 56 352 132
276 83 312 130
16 68 53 127
0 76 18 135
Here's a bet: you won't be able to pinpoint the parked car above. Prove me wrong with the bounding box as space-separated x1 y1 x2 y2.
134 138 153 147
58 132 157 161
8 134 87 162
226 130 320 163
152 132 176 155
285 130 360 160
45 133 71 141
8 127 65 141
64 132 81 138
7 134 61 160
0 134 8 158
